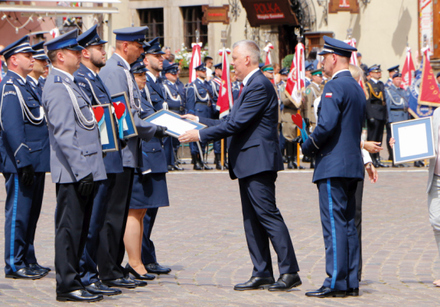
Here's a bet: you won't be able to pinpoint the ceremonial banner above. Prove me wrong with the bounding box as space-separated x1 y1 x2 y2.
401 47 415 90
92 104 119 152
189 42 202 83
418 49 440 107
285 42 305 106
111 92 138 139
345 38 364 90
408 57 436 118
263 42 274 65
216 48 233 118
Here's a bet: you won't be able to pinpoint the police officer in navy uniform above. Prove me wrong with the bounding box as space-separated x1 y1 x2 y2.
0 35 50 280
385 72 409 167
210 63 225 169
143 38 176 172
301 36 365 298
99 26 165 289
305 63 314 88
163 60 185 170
186 63 213 170
73 25 123 296
42 29 106 302
366 65 388 168
385 65 399 88
126 58 172 278
26 42 48 99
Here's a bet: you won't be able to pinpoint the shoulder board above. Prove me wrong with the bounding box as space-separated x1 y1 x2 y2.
6 78 13 84
76 72 85 77
78 82 87 88
117 61 124 67
55 75 62 83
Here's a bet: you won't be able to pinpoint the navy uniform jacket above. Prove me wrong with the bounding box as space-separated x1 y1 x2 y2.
366 79 386 121
385 85 409 123
175 78 186 106
199 70 283 180
38 76 46 91
138 88 167 174
145 72 165 110
0 70 50 173
26 75 42 100
74 63 123 174
99 53 156 168
232 80 241 102
42 68 106 183
186 78 212 117
210 77 221 114
163 79 184 113
302 70 365 183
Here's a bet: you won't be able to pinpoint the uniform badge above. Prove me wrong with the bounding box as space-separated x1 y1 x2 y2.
64 77 71 84
87 72 94 80
325 93 333 98
54 76 62 83
306 88 311 95
3 90 16 97
17 79 24 86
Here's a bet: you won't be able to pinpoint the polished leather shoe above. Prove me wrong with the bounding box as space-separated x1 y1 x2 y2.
29 263 51 272
28 263 49 276
346 287 359 296
132 278 148 287
268 273 302 291
5 267 44 280
103 277 137 289
126 263 155 280
305 286 346 298
85 281 122 296
145 262 171 274
56 289 103 302
234 276 275 291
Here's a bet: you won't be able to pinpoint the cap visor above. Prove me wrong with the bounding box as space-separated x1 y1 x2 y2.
67 45 84 51
318 50 332 56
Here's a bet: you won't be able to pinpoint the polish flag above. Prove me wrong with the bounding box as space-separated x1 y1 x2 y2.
401 47 415 90
189 42 202 83
216 48 233 118
285 42 305 105
263 42 274 65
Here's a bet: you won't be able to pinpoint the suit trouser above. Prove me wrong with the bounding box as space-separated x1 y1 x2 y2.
163 136 175 166
141 208 158 265
98 168 134 281
317 177 360 291
55 182 95 294
238 171 299 277
79 174 117 286
354 179 364 281
4 172 45 275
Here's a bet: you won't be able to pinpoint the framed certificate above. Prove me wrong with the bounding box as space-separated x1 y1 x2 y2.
92 104 119 152
111 92 138 139
144 109 206 138
391 117 435 163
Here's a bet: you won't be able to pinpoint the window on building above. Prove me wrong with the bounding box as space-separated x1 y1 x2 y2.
181 6 208 49
138 8 164 45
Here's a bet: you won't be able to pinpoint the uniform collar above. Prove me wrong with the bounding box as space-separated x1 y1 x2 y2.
27 74 38 84
370 77 379 84
52 67 74 81
85 65 96 77
197 77 205 83
9 70 27 83
242 68 259 86
331 69 349 79
114 53 130 70
147 71 157 83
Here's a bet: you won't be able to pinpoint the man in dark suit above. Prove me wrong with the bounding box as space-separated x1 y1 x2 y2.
300 36 365 298
179 40 301 292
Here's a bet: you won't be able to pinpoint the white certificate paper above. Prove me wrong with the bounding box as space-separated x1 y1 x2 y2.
150 113 198 136
398 123 428 158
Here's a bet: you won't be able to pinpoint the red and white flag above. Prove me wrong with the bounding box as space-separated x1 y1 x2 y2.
189 42 202 83
285 42 305 104
401 47 415 90
345 38 364 90
216 48 233 118
263 42 274 65
418 49 440 107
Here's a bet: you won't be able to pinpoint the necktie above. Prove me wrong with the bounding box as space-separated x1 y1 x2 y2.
238 82 244 97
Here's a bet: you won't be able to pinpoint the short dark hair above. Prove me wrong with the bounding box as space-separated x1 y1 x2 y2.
204 56 213 63
47 49 60 64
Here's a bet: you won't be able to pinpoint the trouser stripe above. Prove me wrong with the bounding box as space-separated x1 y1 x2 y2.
327 178 337 289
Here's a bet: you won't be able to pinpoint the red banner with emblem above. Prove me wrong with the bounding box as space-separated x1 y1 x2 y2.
216 48 232 118
285 42 305 105
401 47 415 90
418 49 440 106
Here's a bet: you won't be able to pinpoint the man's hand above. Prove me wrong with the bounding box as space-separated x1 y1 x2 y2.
78 173 94 196
365 163 378 183
181 114 198 121
389 137 395 149
179 130 199 143
363 141 383 154
154 125 168 138
21 165 35 186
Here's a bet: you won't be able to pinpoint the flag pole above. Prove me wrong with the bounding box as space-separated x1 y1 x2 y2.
295 28 302 169
220 30 227 170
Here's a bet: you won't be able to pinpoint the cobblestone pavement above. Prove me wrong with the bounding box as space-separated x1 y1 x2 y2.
0 166 439 306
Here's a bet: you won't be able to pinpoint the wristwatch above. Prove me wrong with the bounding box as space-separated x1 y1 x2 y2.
365 162 372 170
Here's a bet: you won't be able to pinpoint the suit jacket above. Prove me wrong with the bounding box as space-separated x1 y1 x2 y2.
42 69 106 183
137 88 167 174
199 70 283 180
302 70 365 183
99 53 156 168
0 70 50 173
427 108 440 193
74 63 123 174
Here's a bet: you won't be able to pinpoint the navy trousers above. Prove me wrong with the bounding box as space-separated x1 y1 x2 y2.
317 177 360 291
238 171 299 278
163 136 174 166
4 172 45 274
141 208 158 265
79 175 116 286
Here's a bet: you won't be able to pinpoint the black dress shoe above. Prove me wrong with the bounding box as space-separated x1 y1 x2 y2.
268 273 302 291
85 281 122 296
56 289 103 302
203 163 213 170
5 267 44 280
103 277 137 289
125 263 155 280
376 160 389 168
29 263 51 272
234 276 275 291
131 278 148 287
305 286 346 298
145 262 171 274
28 263 49 276
346 288 359 296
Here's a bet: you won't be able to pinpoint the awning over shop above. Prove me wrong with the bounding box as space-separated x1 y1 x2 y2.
0 1 120 15
240 0 298 27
